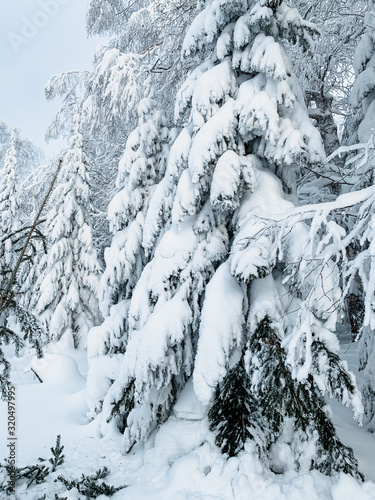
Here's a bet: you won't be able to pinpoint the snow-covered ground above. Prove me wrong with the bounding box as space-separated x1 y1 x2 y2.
1 335 375 499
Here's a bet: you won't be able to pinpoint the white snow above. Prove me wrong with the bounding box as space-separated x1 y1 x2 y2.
1 342 375 499
193 261 244 405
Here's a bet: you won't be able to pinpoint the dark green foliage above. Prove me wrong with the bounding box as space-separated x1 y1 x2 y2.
251 317 362 478
208 361 260 457
362 383 375 432
0 436 125 498
346 292 365 340
0 435 65 493
0 462 50 492
311 339 355 399
209 316 363 479
49 435 65 472
249 317 311 437
8 302 45 357
0 301 45 400
56 467 127 498
246 265 272 284
108 379 135 423
108 379 135 435
18 464 50 488
314 406 364 481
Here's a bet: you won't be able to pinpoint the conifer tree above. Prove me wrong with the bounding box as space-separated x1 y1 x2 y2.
33 122 101 348
91 0 363 478
86 97 172 416
343 1 375 431
349 2 375 146
0 121 11 170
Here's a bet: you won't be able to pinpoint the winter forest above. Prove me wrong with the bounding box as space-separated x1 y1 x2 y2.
2 0 375 498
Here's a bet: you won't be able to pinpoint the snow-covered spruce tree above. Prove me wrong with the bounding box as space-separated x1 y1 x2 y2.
97 0 363 476
0 121 11 170
342 1 375 431
32 124 101 349
203 181 363 477
350 2 375 146
86 97 172 416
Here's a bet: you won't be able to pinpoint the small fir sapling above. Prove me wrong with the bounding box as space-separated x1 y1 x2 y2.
49 435 65 472
0 435 65 493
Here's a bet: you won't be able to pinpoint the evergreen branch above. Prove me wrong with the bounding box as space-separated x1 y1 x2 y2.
56 467 126 498
1 220 46 245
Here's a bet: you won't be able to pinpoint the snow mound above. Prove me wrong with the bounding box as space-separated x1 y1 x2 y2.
174 378 206 420
30 353 85 391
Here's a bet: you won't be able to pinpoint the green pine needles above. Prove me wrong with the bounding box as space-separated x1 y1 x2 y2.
0 435 64 493
56 467 126 498
208 316 364 480
49 434 65 472
0 435 126 497
208 361 260 457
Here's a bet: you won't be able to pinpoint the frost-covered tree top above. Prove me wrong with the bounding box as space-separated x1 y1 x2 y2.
86 0 146 36
0 125 43 185
183 0 317 56
291 0 365 109
0 130 19 219
0 121 11 171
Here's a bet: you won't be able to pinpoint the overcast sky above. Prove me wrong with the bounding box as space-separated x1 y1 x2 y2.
0 0 103 158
